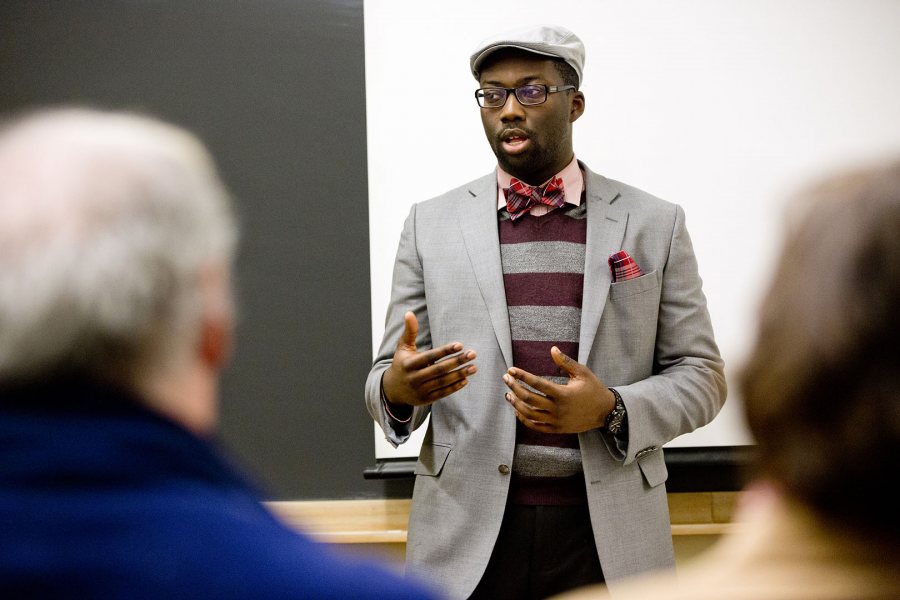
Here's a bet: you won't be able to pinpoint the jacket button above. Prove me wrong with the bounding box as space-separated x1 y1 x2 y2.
498 464 510 475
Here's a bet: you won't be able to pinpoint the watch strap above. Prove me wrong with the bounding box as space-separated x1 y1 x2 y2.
605 387 627 435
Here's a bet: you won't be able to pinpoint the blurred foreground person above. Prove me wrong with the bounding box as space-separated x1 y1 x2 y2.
0 108 440 599
554 159 900 600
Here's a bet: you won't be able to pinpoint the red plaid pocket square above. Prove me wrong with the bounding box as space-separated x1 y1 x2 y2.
608 250 644 282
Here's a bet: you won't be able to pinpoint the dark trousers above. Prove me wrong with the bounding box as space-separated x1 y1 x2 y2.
468 504 604 600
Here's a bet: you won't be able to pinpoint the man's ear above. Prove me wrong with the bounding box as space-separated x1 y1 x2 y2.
197 264 234 371
570 91 585 123
199 310 233 370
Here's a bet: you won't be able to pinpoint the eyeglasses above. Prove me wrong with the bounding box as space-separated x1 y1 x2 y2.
475 84 576 108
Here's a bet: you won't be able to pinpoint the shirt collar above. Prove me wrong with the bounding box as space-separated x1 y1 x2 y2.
496 156 584 211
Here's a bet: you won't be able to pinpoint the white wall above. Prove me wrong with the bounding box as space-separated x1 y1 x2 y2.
366 0 900 458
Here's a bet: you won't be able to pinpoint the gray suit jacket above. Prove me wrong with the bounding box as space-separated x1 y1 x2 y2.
366 163 726 599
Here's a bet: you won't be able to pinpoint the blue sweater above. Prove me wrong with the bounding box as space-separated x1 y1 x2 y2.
0 380 440 599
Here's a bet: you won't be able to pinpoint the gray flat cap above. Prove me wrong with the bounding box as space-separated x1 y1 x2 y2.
470 25 585 87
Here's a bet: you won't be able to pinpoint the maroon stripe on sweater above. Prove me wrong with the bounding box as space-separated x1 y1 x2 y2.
503 272 584 307
511 340 578 377
499 210 588 244
516 425 580 449
508 473 588 506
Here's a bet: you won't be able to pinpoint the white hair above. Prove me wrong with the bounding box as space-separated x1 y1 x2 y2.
0 107 238 385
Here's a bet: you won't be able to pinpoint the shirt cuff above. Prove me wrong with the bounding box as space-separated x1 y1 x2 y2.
380 374 413 424
606 387 629 458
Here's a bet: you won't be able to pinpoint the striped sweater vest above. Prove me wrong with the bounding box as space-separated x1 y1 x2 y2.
499 202 589 506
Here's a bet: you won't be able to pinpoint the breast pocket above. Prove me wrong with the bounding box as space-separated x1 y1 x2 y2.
593 270 661 382
608 270 660 302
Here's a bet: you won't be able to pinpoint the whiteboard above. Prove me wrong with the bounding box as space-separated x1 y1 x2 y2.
365 0 900 458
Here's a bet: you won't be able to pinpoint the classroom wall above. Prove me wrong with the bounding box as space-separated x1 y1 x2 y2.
4 1 897 500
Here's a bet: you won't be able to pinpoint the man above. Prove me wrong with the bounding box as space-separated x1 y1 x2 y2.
0 107 439 599
366 25 726 599
553 160 900 600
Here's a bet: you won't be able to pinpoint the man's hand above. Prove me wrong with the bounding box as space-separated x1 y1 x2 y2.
502 346 615 434
382 311 477 407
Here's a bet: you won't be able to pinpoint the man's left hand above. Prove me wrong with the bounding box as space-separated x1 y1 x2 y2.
502 346 616 434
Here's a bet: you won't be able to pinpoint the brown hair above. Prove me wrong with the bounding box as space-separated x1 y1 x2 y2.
739 160 900 540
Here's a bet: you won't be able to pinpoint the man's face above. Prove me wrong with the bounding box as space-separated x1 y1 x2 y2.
478 51 584 185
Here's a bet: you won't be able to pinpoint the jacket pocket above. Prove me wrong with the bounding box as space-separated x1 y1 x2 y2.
415 442 452 477
608 269 659 301
637 448 668 488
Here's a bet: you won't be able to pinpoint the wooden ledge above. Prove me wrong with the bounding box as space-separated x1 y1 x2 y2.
266 492 742 544
266 499 412 544
670 523 740 536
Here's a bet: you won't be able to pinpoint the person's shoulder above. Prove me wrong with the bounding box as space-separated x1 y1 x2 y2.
582 165 676 212
151 496 440 599
211 531 439 599
418 171 496 209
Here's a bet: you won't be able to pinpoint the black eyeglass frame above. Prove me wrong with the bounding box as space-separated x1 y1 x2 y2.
474 84 576 108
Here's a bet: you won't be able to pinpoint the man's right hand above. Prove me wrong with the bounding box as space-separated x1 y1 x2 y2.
382 311 477 407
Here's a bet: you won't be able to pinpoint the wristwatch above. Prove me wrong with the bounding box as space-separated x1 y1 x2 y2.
605 388 627 435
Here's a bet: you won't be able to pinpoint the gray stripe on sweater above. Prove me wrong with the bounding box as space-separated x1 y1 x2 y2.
512 444 583 477
508 305 581 341
500 241 586 274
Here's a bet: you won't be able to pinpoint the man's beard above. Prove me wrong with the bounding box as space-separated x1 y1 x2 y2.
491 134 564 185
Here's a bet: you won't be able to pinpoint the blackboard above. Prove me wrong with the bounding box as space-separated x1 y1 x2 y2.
0 0 380 500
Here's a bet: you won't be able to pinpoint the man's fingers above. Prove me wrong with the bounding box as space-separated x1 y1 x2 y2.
413 360 476 392
504 367 556 397
550 345 583 377
421 370 473 403
403 343 472 372
398 311 419 350
387 315 477 405
507 396 555 432
502 374 553 413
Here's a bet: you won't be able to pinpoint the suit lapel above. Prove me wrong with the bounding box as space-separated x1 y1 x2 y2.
458 173 514 367
579 166 627 363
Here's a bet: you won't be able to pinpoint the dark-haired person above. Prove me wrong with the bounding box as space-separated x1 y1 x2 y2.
0 107 440 600
365 24 726 599
554 160 900 600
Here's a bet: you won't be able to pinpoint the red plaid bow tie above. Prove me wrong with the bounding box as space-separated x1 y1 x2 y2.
608 250 644 282
503 176 566 221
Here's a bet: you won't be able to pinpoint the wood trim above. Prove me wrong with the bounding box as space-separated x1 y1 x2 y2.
670 523 739 536
265 492 742 545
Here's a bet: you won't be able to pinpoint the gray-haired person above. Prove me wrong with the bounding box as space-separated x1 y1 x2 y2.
0 107 440 600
